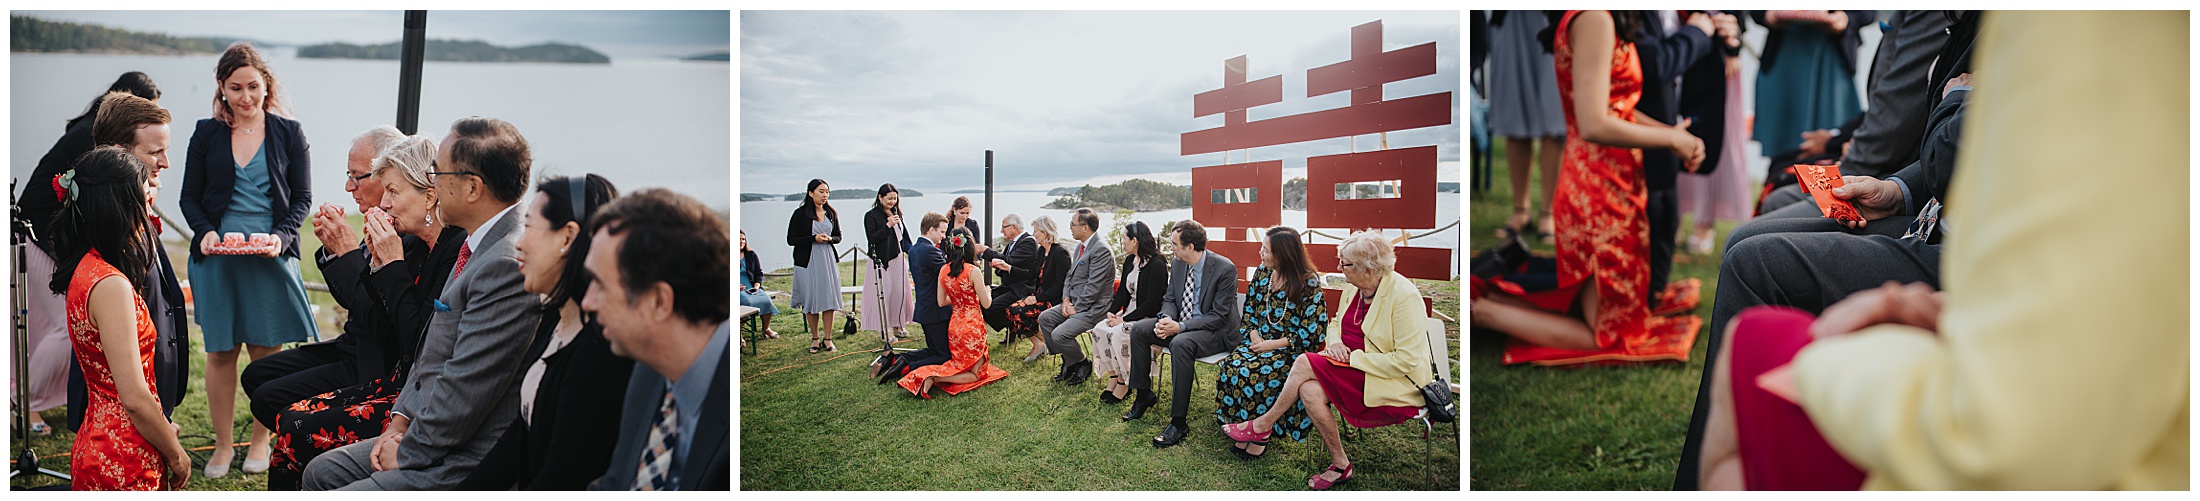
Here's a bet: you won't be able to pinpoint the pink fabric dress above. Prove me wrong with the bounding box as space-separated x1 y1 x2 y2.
1677 65 1757 227
1304 294 1422 429
1729 306 1866 490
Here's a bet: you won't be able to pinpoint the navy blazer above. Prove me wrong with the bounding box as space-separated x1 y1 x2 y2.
908 236 951 325
179 114 312 261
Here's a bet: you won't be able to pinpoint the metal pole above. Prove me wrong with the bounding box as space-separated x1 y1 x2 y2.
395 11 428 135
983 150 994 285
12 180 69 482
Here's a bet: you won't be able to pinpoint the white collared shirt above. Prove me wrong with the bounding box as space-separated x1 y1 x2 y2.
467 203 519 251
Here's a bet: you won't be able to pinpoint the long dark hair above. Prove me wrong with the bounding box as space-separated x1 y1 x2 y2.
67 72 160 131
1537 10 1644 53
871 183 901 216
1123 221 1161 266
535 174 619 313
942 228 975 278
1265 226 1319 299
805 178 836 220
48 147 156 301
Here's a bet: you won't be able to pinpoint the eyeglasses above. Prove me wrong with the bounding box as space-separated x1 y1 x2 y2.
1338 261 1356 270
346 171 372 182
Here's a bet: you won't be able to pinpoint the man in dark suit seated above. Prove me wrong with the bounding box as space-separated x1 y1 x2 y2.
981 213 1039 340
1121 220 1241 448
304 117 538 490
582 189 732 491
873 212 953 382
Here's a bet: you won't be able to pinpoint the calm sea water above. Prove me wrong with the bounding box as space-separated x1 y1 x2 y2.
11 52 731 226
738 190 1461 276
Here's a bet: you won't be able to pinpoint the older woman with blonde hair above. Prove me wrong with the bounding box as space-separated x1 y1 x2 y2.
1008 215 1073 362
1221 230 1432 490
262 135 468 490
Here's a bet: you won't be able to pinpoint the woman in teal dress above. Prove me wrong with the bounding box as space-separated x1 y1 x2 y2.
1213 226 1329 459
1749 10 1874 157
177 42 316 478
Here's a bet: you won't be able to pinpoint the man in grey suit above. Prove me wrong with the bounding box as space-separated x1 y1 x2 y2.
583 189 731 491
1122 220 1239 448
304 117 537 490
1039 208 1117 386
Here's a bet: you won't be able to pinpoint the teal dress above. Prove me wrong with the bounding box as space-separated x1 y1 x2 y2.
1213 266 1328 442
187 142 315 352
1752 24 1863 155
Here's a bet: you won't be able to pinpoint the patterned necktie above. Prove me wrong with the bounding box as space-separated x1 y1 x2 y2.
633 387 679 490
452 242 473 279
1183 263 1199 319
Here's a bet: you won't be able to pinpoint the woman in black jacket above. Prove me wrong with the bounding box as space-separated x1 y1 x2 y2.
263 136 462 490
1009 216 1074 363
458 175 630 490
860 184 916 343
1091 221 1168 403
787 179 844 353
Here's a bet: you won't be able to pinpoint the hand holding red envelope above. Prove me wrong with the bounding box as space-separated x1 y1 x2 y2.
1794 163 1864 222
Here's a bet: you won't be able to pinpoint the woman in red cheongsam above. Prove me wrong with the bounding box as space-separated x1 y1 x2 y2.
52 147 192 489
1470 10 1708 366
898 229 1009 397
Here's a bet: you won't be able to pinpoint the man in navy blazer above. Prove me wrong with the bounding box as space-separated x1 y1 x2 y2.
896 213 955 372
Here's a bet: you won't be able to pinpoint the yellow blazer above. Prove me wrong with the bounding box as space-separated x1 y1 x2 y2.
1791 11 2187 490
1327 270 1432 409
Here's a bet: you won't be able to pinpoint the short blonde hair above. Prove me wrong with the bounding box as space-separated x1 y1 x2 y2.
1338 230 1396 276
372 135 438 192
1029 215 1058 243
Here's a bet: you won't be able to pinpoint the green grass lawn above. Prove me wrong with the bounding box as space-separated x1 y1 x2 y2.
12 219 354 491
739 260 1462 490
1467 142 1744 490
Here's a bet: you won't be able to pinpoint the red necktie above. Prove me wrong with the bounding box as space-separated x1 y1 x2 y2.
453 242 473 279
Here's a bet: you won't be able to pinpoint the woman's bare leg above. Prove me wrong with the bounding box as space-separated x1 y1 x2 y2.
1245 354 1321 432
205 348 242 471
241 344 282 463
1300 380 1351 473
1505 137 1535 227
1470 298 1597 351
1537 136 1565 235
1700 320 1744 490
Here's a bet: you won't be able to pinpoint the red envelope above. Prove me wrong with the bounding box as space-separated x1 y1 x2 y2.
1794 163 1863 222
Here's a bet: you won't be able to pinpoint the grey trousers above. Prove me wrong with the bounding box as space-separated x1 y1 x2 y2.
302 439 386 490
1039 303 1106 365
1755 184 1810 215
1127 320 1234 420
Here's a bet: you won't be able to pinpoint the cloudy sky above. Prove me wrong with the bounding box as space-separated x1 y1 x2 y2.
21 10 731 60
740 11 1459 196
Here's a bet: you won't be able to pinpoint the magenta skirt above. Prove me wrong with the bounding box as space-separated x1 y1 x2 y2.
1304 353 1421 429
1730 306 1866 490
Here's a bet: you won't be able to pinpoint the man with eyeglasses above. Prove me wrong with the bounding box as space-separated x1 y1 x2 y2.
239 126 411 471
1038 208 1117 386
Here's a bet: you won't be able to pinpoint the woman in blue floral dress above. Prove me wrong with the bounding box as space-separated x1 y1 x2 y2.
1213 226 1329 459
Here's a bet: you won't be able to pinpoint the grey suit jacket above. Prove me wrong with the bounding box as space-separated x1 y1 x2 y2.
1062 233 1116 317
1159 250 1240 339
380 207 536 489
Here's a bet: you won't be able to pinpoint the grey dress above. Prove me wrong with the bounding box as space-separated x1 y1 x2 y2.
791 219 844 313
1486 11 1568 138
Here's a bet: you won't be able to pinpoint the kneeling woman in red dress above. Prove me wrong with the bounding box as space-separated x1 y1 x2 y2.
897 229 1008 398
1469 10 1708 366
51 147 192 490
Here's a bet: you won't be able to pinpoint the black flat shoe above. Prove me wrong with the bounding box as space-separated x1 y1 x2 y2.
1121 390 1156 421
875 357 908 385
1099 388 1123 404
1051 361 1071 381
1063 361 1093 386
1152 422 1188 448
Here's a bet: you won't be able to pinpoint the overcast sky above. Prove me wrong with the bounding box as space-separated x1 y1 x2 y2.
740 11 1460 196
20 10 731 60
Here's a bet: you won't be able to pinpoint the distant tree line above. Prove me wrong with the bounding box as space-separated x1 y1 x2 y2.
1043 178 1192 212
12 15 234 55
778 188 924 202
298 39 610 64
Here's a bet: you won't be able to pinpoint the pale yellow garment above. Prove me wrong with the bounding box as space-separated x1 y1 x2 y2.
1791 11 2188 490
1326 270 1431 409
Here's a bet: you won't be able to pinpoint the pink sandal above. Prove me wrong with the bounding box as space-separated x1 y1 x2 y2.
1222 421 1272 443
1307 463 1353 490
